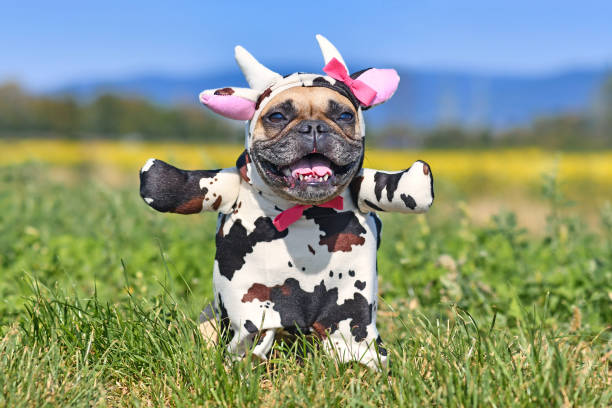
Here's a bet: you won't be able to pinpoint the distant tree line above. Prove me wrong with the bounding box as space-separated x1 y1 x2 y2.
370 114 605 150
372 75 612 150
0 83 242 142
2 78 612 149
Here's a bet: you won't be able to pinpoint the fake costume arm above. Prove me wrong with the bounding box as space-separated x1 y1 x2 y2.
139 158 240 214
350 161 434 214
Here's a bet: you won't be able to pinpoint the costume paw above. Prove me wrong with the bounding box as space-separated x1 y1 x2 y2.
401 160 434 212
355 161 434 213
139 158 207 214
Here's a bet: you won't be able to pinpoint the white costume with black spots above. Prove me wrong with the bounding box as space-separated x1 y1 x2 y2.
139 35 434 369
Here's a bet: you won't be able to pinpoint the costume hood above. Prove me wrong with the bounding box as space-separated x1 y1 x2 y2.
198 35 400 150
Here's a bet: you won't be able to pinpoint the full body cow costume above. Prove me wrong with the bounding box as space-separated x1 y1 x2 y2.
140 35 434 369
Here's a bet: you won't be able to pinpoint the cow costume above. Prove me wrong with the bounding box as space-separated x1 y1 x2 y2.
140 35 434 369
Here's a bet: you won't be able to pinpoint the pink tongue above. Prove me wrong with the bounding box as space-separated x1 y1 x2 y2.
290 157 332 178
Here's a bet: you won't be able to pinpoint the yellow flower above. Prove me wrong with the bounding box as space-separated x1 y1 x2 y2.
2 140 611 194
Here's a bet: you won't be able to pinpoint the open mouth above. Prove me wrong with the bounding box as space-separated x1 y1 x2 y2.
260 153 355 188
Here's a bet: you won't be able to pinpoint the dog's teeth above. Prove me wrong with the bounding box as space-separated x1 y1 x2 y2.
299 175 304 181
323 174 329 181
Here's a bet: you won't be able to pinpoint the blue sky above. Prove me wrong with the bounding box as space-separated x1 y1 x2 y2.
2 1 611 90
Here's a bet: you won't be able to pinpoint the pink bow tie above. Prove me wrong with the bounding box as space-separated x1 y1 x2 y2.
273 196 344 231
323 58 377 106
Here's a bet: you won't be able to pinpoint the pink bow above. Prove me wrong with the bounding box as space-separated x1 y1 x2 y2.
273 196 344 231
323 58 377 106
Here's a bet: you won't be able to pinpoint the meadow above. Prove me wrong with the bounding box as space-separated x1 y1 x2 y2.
0 139 611 406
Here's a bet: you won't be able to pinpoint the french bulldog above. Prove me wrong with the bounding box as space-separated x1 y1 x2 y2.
139 35 434 369
250 86 364 205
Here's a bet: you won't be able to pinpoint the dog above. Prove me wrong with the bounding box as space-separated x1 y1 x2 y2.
139 35 434 369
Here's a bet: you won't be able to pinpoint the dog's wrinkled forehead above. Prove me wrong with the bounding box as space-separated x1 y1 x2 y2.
268 73 360 110
198 34 400 148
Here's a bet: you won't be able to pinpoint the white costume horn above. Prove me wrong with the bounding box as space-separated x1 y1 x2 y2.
315 34 348 71
235 46 282 90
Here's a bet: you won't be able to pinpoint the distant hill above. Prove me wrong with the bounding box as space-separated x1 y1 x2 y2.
50 65 611 129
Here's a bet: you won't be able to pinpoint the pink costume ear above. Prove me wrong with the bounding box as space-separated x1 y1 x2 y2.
199 87 259 120
353 68 400 106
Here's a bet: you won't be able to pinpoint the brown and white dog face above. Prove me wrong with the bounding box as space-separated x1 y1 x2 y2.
249 87 364 205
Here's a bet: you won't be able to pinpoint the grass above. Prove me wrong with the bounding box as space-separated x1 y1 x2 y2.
0 156 611 406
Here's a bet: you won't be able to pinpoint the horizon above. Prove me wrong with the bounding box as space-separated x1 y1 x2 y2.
2 1 612 90
22 60 612 93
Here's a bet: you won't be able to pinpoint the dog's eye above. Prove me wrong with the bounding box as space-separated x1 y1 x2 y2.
267 112 286 123
338 112 354 121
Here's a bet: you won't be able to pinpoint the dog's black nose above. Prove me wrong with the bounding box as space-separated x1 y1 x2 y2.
298 122 312 134
297 120 331 152
316 122 330 133
297 120 330 134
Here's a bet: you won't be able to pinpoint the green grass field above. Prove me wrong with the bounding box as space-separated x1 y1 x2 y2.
1 162 611 407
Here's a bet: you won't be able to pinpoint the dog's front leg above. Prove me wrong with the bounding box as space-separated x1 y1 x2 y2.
350 161 434 214
139 158 240 214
